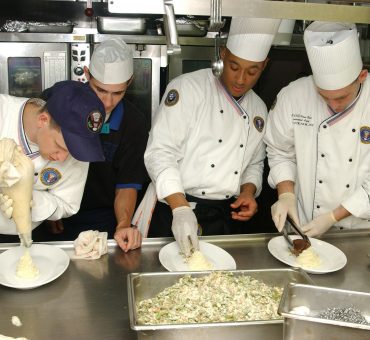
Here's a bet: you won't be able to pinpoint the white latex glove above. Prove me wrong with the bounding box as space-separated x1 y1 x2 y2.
271 192 300 232
0 193 13 218
301 212 337 237
171 206 199 257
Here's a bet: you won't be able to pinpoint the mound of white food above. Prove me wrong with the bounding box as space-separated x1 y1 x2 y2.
296 247 322 268
16 249 39 279
187 250 214 270
11 316 22 327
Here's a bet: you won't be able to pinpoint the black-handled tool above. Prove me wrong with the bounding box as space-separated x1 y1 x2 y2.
283 215 311 255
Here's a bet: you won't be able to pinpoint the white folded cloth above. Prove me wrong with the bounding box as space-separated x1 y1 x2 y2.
73 230 108 260
0 161 21 188
0 138 22 188
131 182 157 238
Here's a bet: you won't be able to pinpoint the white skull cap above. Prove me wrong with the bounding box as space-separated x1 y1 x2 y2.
90 38 133 84
226 17 282 62
304 21 362 90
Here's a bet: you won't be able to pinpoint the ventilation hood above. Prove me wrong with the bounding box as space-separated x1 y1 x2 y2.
108 0 370 24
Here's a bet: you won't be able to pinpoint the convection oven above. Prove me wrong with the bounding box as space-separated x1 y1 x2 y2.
0 40 70 98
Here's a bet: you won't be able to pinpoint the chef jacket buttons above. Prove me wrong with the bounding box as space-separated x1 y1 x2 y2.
202 191 205 195
219 139 222 143
349 158 352 162
321 154 325 157
240 144 243 148
234 171 238 175
323 125 327 129
319 180 323 183
220 109 224 113
346 184 350 188
211 164 215 168
226 195 229 198
352 128 356 132
34 172 38 176
316 205 320 208
243 116 247 119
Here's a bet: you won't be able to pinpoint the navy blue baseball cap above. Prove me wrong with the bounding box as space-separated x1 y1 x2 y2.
44 81 106 162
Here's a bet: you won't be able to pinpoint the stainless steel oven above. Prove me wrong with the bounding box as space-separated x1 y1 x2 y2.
0 42 70 98
167 45 214 82
92 35 164 128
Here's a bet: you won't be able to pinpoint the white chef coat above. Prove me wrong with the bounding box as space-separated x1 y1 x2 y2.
264 75 370 229
0 94 89 234
145 68 267 201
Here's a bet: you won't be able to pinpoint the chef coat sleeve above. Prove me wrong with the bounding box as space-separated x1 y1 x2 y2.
240 133 265 197
263 88 297 189
31 158 89 222
144 77 197 200
341 178 370 219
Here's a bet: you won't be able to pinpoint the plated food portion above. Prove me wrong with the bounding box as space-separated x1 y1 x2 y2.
0 244 69 289
268 235 347 274
186 250 214 270
159 241 236 272
16 248 39 279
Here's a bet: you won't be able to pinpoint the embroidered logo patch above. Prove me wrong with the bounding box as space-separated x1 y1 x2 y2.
165 89 179 106
360 126 370 144
87 110 103 133
253 116 265 132
40 168 61 186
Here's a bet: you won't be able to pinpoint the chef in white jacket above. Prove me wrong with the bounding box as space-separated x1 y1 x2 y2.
144 17 281 256
0 81 105 239
264 21 370 237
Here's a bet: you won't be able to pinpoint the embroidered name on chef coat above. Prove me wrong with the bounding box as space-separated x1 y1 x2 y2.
360 126 370 144
253 116 265 132
165 89 179 106
40 168 61 186
292 113 314 127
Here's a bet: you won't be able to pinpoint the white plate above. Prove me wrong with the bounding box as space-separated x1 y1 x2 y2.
267 235 347 274
0 244 70 289
159 241 236 271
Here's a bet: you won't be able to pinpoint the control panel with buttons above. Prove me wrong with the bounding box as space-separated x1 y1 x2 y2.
71 43 90 82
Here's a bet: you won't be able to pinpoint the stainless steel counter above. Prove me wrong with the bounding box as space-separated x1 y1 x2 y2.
1 229 370 340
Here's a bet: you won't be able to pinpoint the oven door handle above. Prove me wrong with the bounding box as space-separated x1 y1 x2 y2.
163 0 181 55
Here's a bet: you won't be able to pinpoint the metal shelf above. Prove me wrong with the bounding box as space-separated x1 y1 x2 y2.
92 33 218 46
0 32 221 47
0 32 88 43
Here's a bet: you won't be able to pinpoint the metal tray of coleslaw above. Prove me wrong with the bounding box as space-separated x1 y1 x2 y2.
127 268 314 340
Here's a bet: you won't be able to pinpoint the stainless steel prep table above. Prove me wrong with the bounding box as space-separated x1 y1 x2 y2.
1 230 370 340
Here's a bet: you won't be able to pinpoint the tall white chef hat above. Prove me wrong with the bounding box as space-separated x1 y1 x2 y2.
89 38 133 84
226 17 282 62
304 21 363 90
